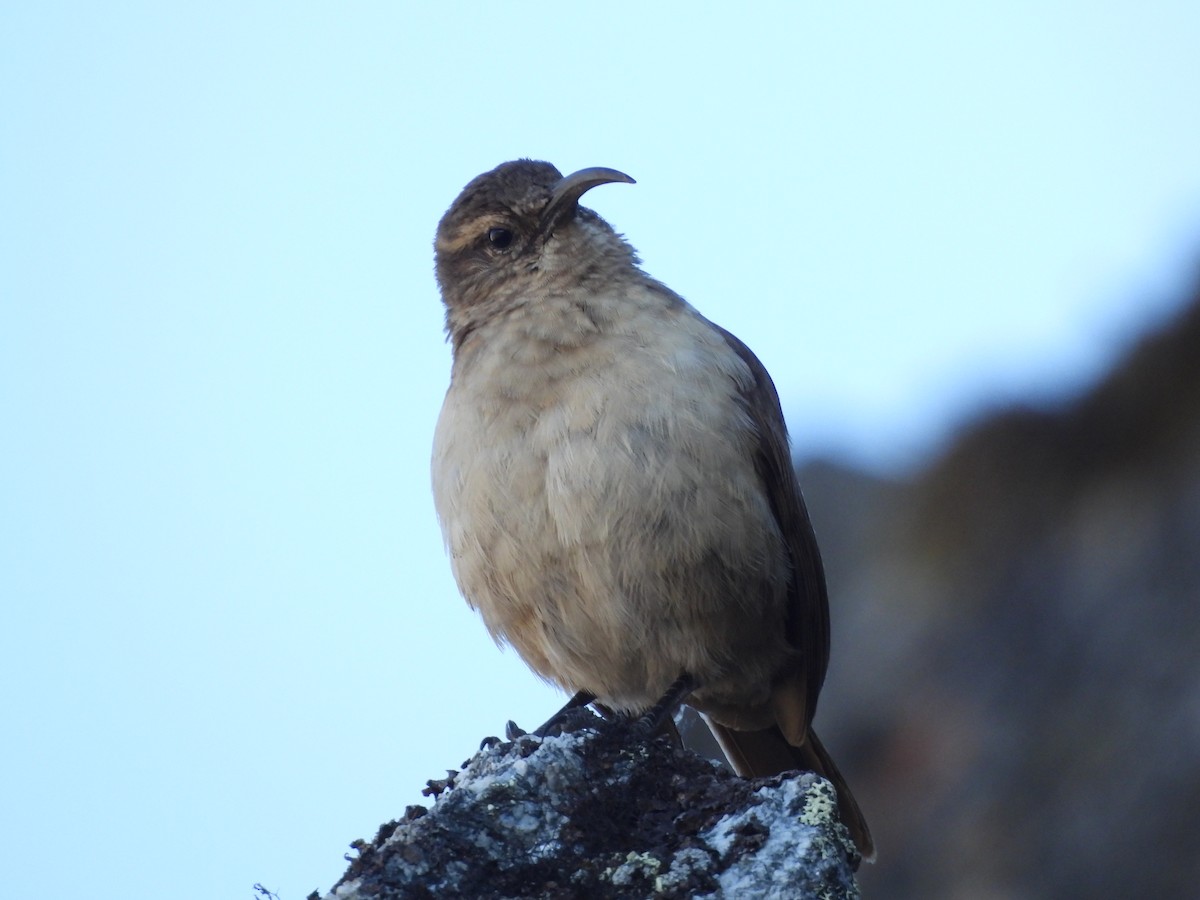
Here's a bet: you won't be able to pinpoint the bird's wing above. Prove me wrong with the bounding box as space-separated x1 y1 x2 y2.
709 322 832 734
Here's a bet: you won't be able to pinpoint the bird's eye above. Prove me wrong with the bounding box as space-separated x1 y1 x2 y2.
487 227 514 249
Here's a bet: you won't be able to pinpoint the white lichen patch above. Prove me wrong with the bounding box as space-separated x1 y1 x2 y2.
798 776 839 829
607 850 664 886
699 773 859 899
654 847 715 893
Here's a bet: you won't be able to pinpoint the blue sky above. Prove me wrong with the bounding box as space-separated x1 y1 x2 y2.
3 3 1199 897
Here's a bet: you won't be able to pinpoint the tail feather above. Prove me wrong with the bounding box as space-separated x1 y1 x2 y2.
706 719 875 864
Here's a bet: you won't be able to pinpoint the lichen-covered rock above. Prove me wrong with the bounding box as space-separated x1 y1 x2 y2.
317 712 860 899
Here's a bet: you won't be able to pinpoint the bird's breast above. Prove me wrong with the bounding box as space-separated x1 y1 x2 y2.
431 292 790 705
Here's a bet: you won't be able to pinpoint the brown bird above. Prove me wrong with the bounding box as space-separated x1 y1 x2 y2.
431 159 873 861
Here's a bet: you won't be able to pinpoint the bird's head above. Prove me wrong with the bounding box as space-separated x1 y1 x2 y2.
434 159 636 345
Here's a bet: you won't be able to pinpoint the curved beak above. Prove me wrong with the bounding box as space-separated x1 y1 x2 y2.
539 166 635 237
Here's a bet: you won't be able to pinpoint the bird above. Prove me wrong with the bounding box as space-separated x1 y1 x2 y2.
430 159 873 861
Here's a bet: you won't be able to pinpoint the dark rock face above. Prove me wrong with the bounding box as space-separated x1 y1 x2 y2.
319 713 861 899
805 284 1200 899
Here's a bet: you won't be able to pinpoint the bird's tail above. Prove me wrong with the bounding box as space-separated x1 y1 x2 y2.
706 720 875 864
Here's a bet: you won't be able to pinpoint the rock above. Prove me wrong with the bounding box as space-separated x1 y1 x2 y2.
316 711 860 899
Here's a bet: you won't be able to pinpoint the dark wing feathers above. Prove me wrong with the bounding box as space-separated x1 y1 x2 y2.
710 323 832 726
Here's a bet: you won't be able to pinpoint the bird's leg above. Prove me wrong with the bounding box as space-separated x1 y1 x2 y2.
535 689 598 736
505 690 598 740
634 672 699 736
592 701 618 720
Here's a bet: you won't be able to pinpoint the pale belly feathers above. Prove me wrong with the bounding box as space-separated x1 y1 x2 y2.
432 291 793 712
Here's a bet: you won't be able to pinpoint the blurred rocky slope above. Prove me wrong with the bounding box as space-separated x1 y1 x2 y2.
803 274 1200 899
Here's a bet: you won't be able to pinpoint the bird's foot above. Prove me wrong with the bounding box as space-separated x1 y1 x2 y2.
503 690 599 741
632 672 698 737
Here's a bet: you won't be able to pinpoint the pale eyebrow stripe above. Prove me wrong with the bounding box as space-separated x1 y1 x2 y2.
437 213 513 254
